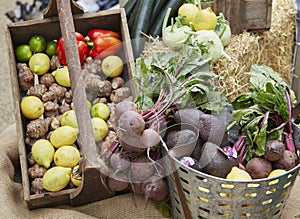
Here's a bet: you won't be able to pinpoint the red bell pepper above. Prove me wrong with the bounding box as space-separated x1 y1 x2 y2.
86 29 122 59
55 32 90 65
87 29 120 40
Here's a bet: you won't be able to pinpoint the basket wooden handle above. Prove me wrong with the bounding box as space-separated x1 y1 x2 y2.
55 0 114 206
43 0 83 18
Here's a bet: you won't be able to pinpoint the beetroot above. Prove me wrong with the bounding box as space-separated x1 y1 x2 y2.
198 114 229 146
130 156 154 182
245 157 272 179
173 108 204 129
118 110 145 136
119 132 145 153
115 100 138 119
264 140 285 161
166 129 197 149
109 152 130 172
139 128 161 149
107 173 129 192
142 176 169 202
198 142 234 178
272 150 298 170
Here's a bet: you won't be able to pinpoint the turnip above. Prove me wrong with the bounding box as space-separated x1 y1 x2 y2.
245 157 272 179
118 110 145 136
142 176 169 202
272 150 298 170
264 140 285 161
115 100 138 119
130 156 155 182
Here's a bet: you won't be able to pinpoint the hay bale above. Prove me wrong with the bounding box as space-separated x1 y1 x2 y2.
213 0 296 100
142 0 296 101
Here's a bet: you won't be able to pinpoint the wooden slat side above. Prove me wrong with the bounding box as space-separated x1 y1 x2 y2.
5 26 32 207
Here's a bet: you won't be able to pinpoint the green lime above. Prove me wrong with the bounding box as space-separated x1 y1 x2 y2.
29 53 50 75
45 41 57 57
29 35 47 52
15 44 32 62
91 102 110 120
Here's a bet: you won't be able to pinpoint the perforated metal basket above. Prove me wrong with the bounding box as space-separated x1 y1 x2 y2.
162 124 300 219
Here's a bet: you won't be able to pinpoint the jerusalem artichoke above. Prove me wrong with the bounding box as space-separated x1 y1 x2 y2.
26 84 48 99
17 63 34 91
42 83 67 102
110 87 131 103
40 73 56 87
28 163 47 179
111 77 125 89
31 178 44 194
26 117 51 139
50 55 61 70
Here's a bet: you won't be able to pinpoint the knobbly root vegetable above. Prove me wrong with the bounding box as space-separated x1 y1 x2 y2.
26 84 48 99
272 150 298 170
110 87 131 103
31 178 44 194
39 73 56 87
42 83 67 102
28 163 47 179
264 140 285 161
246 157 272 179
130 156 155 182
142 176 169 202
17 63 34 91
26 117 52 139
111 76 125 89
50 55 61 70
44 101 59 118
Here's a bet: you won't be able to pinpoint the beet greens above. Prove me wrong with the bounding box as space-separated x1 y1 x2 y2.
230 65 297 162
133 49 227 120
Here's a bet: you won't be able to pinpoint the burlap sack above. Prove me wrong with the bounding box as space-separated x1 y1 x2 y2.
0 124 299 218
0 124 166 219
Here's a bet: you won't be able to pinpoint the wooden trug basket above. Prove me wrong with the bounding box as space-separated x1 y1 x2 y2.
6 0 135 209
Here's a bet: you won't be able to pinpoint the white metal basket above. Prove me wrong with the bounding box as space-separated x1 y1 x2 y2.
162 124 300 219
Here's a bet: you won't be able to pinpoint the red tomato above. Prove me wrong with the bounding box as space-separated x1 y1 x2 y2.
87 29 120 40
55 32 89 65
89 36 122 59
